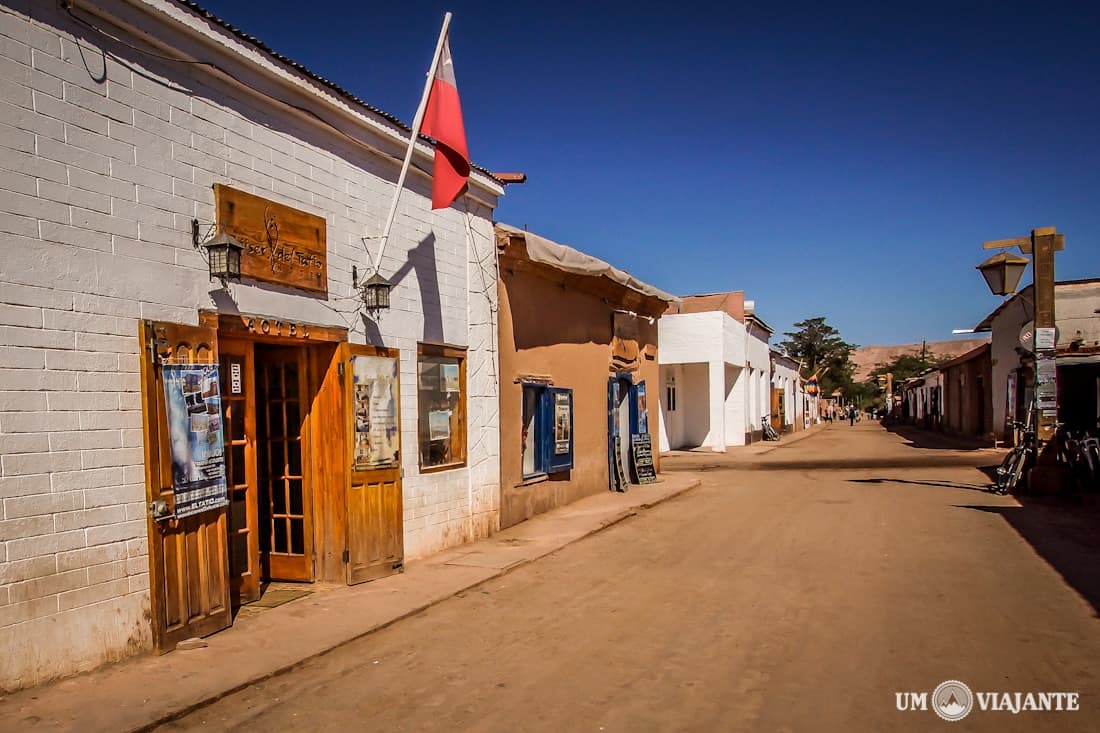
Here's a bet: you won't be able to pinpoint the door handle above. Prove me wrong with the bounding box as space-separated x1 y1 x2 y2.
149 500 172 521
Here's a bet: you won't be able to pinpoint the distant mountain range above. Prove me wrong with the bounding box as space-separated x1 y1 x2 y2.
850 337 990 381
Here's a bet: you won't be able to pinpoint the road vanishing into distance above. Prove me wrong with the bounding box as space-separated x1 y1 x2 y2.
160 423 1100 732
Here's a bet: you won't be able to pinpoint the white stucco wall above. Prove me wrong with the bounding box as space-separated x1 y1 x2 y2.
0 0 501 690
658 311 750 450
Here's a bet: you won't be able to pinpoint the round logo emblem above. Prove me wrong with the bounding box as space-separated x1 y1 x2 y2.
932 680 974 722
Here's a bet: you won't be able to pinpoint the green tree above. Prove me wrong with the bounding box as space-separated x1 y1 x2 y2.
777 317 857 399
863 347 954 408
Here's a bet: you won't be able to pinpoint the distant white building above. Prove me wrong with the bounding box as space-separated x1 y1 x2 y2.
657 292 775 451
771 350 803 433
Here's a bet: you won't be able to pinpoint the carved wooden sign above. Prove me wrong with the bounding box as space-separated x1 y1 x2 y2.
214 184 328 293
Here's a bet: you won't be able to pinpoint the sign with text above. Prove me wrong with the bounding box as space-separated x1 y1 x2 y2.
215 184 328 293
161 363 228 518
630 433 657 484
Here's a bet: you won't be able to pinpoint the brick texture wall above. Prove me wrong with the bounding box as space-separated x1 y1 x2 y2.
0 0 500 690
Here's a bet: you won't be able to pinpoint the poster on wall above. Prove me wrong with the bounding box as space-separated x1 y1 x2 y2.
352 355 400 470
441 363 460 393
636 381 648 433
417 362 438 390
428 410 452 440
554 392 571 455
162 363 228 519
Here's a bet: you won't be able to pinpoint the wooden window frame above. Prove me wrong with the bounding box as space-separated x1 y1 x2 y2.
417 343 467 473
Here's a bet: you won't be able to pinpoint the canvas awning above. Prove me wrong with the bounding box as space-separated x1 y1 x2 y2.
496 223 678 304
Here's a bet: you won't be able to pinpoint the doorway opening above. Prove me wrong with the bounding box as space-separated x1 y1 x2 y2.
254 344 314 583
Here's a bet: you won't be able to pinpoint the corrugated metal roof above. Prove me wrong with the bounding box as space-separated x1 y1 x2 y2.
171 0 501 184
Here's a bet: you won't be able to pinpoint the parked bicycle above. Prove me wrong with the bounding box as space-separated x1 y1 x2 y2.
991 405 1037 495
1054 420 1100 492
762 417 781 442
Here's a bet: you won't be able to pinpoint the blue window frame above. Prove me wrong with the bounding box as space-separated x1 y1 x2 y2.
521 384 573 478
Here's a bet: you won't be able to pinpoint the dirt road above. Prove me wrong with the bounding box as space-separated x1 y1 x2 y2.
161 422 1100 732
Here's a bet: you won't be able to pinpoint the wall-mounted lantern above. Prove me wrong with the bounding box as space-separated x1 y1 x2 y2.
193 219 243 284
360 271 392 316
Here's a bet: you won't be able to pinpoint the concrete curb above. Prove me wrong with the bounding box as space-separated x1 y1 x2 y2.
121 475 701 732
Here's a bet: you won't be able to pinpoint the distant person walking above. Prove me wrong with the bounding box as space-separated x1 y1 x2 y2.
848 406 856 426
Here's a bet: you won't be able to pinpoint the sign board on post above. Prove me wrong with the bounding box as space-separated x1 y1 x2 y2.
215 184 328 294
1035 327 1057 351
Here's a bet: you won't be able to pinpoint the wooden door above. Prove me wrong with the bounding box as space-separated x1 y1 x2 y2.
218 339 260 605
256 346 314 581
771 387 783 431
344 344 404 584
139 321 231 653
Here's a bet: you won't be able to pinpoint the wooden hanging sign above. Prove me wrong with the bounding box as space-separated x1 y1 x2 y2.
214 184 328 293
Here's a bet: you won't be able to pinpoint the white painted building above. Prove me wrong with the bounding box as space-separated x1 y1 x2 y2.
901 370 943 427
0 0 504 690
974 278 1100 442
743 304 774 440
657 292 775 451
770 351 803 432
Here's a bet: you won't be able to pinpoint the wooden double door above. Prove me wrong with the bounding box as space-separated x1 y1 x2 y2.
141 320 405 652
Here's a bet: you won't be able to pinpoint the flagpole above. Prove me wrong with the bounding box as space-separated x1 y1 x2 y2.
369 11 453 274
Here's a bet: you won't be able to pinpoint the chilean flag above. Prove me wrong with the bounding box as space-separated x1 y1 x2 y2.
421 37 470 210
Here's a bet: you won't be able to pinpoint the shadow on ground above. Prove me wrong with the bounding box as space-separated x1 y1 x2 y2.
880 421 992 451
956 498 1100 618
848 477 992 492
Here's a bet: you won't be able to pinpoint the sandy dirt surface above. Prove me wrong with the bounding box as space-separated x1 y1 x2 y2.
159 422 1100 732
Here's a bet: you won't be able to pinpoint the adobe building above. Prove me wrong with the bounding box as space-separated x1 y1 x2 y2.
940 343 993 440
495 224 675 529
0 0 505 689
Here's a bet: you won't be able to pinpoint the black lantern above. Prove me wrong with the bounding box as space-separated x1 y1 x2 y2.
360 271 392 315
976 251 1029 296
202 231 244 284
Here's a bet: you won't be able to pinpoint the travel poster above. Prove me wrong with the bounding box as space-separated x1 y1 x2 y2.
162 363 228 519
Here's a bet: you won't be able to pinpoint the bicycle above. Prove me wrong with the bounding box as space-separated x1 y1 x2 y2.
762 417 781 442
991 405 1036 495
1055 420 1100 492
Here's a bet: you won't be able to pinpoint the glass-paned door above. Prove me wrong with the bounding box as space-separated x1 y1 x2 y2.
219 340 259 604
257 345 313 581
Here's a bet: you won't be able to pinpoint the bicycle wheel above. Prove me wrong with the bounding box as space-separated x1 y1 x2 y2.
1005 449 1030 494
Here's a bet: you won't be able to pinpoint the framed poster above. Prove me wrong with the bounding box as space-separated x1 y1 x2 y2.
351 355 399 470
161 363 228 518
554 391 571 455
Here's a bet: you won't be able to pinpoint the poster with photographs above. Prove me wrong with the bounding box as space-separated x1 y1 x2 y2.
428 409 452 441
161 363 228 518
441 363 460 394
417 362 439 391
352 355 399 470
554 392 571 455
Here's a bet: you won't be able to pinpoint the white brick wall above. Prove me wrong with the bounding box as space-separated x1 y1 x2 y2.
0 0 501 690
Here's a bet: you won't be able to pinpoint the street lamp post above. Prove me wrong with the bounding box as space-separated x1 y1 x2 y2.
977 227 1063 465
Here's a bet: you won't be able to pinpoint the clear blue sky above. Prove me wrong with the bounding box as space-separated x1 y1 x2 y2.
194 0 1098 347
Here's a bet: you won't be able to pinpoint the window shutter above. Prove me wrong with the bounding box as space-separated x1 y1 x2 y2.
543 387 574 472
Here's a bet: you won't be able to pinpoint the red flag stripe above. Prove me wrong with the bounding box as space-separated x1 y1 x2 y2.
421 38 470 209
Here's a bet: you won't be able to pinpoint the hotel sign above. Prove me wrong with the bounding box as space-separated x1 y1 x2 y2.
214 184 328 293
